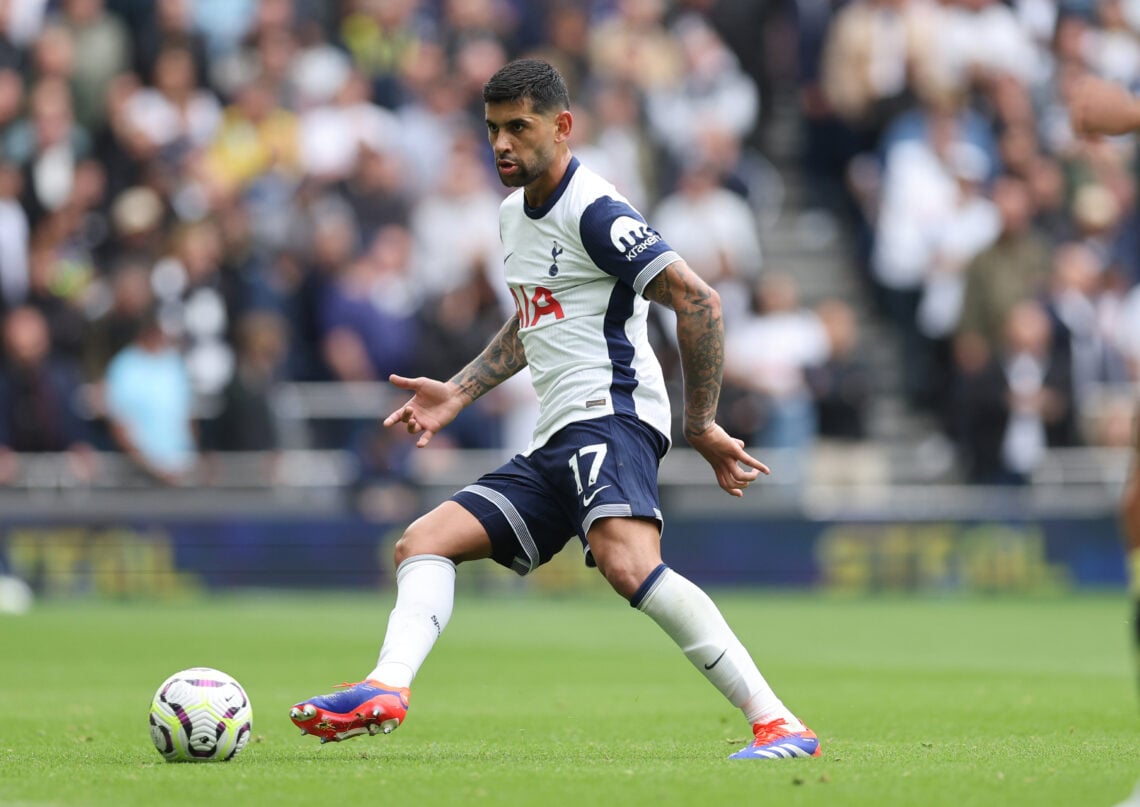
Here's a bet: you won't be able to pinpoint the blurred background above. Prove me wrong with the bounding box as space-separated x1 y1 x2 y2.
0 0 1135 603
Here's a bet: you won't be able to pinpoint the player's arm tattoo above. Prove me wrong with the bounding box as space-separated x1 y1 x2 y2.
644 261 724 438
449 315 528 403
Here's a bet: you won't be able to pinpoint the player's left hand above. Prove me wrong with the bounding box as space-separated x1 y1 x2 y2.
685 422 770 497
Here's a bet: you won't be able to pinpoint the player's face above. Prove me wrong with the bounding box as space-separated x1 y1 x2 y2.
485 99 567 188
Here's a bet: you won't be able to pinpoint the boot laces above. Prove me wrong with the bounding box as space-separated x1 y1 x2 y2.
751 718 792 745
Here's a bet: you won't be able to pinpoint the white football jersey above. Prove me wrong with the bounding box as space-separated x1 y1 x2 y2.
499 157 680 453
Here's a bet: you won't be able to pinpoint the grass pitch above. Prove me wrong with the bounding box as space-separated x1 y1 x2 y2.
1 590 1137 807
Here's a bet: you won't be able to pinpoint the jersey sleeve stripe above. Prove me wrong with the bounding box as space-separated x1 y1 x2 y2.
633 251 681 295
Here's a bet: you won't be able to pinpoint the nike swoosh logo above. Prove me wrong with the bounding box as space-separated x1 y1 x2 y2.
704 649 727 670
582 485 612 507
504 252 515 263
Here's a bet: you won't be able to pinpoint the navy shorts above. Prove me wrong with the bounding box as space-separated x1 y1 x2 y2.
451 415 669 576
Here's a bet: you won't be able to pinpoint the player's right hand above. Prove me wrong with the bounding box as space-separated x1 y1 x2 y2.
383 374 465 447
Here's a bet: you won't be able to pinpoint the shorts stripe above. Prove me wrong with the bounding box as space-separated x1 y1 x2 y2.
582 504 662 537
582 503 633 536
464 484 540 574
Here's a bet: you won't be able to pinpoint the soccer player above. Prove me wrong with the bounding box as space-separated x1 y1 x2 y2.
1069 73 1140 682
1068 72 1140 807
289 59 819 761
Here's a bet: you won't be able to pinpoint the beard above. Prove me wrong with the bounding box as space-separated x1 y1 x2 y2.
495 149 551 188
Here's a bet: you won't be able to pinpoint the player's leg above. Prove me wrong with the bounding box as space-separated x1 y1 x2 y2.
371 501 493 687
1123 429 1140 693
587 516 820 759
290 501 492 743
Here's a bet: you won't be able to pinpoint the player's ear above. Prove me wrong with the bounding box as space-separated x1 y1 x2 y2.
554 110 572 143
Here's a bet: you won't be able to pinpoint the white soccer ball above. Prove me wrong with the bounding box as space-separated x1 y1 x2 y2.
148 667 253 762
0 575 33 615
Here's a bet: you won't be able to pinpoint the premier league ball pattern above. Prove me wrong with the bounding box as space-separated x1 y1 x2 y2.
149 667 252 762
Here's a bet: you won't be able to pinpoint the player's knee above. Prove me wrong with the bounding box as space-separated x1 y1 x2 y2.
595 555 649 600
393 523 434 567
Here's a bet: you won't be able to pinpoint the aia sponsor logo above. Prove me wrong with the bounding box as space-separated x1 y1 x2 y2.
609 215 661 261
511 283 565 328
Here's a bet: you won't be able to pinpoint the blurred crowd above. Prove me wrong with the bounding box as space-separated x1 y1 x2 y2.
0 0 810 488
801 0 1140 483
0 0 1134 490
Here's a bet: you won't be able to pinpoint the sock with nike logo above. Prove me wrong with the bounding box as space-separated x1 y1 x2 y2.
631 563 802 729
369 554 456 688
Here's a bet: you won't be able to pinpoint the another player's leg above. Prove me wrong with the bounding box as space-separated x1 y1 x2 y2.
291 502 492 742
1123 441 1140 694
587 517 819 760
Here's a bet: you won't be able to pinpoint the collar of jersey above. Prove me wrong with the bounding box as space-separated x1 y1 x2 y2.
523 156 580 220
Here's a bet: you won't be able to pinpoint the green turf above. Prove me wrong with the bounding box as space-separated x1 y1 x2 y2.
1 591 1137 806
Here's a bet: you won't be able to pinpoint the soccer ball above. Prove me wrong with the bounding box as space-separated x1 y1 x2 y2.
148 667 253 762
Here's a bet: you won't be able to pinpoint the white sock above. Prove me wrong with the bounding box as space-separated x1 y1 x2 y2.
368 554 456 688
632 564 802 729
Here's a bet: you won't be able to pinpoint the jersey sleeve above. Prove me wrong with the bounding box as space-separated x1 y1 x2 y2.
579 196 682 295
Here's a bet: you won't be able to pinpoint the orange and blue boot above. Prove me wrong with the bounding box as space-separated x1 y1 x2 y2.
729 717 821 760
290 680 410 743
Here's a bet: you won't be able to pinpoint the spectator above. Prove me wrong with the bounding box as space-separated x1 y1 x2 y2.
589 0 683 92
394 46 474 192
644 14 759 163
525 1 591 99
652 158 763 328
819 0 937 145
101 184 166 269
0 305 94 483
151 219 234 399
723 272 830 451
298 68 399 183
205 310 286 454
339 0 434 109
53 0 132 132
0 8 25 72
1025 155 1073 242
131 0 210 89
0 67 22 135
319 223 419 384
189 0 258 58
952 299 1076 484
200 76 299 202
121 41 221 168
928 0 1038 94
1086 0 1140 87
408 136 502 298
413 267 510 450
869 104 994 405
3 77 92 228
1045 242 1130 407
82 258 154 380
914 141 1002 410
807 299 873 440
956 175 1052 356
0 162 30 311
103 309 195 485
572 80 656 212
28 22 74 84
213 198 277 319
338 141 415 243
1114 281 1140 381
23 240 91 363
